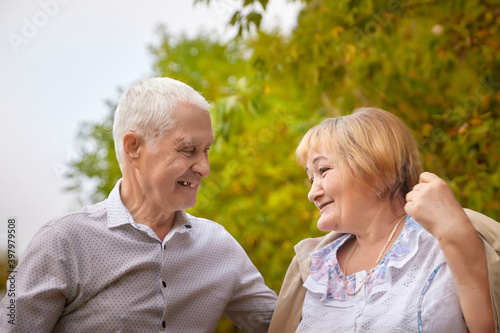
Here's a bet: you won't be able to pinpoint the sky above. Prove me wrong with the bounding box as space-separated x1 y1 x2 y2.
0 0 302 254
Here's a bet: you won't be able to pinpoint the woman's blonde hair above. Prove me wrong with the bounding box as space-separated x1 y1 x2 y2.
296 107 422 206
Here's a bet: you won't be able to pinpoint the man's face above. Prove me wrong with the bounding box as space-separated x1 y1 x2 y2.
137 102 214 213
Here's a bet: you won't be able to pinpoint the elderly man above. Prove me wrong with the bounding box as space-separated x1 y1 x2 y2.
1 77 277 332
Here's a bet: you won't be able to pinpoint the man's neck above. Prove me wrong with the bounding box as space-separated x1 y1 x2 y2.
119 176 176 241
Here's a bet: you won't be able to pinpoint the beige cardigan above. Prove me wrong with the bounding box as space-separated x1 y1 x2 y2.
268 209 500 333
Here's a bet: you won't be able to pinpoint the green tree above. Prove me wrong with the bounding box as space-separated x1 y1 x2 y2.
239 0 500 216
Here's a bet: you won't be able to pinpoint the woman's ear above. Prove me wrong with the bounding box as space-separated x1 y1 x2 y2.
122 132 143 168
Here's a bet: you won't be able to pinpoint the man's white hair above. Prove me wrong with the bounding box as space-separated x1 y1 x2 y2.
113 77 209 169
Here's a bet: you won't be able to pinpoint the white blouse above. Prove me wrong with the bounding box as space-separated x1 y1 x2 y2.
296 216 468 333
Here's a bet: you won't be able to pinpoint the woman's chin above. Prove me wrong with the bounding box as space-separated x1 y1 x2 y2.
316 216 338 232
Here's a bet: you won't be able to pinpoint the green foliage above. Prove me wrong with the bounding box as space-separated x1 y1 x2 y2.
65 100 121 205
194 0 269 37
150 27 250 101
66 1 500 331
245 0 500 216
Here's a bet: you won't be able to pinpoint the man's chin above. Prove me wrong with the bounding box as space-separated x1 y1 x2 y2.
177 199 197 211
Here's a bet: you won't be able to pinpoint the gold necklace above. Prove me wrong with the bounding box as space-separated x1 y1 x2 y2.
342 215 406 296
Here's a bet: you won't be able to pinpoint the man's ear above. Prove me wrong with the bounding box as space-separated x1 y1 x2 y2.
123 132 143 168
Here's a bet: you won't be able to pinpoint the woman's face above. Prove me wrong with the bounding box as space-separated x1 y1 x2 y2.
306 145 379 233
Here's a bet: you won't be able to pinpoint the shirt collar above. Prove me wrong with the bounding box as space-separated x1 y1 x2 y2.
172 210 193 234
106 179 193 235
106 179 134 228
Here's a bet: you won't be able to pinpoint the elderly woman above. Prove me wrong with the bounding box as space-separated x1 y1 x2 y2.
269 108 499 332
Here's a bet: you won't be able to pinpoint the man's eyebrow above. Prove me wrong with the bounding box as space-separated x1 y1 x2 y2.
177 138 199 147
177 138 214 147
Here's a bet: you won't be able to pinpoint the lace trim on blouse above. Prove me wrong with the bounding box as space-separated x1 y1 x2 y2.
305 216 424 301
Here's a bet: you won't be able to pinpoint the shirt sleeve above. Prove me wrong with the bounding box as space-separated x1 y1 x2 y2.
222 237 278 333
0 223 75 332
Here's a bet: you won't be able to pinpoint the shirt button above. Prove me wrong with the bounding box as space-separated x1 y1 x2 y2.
162 321 166 328
184 224 192 228
357 272 365 283
162 281 166 288
163 245 166 250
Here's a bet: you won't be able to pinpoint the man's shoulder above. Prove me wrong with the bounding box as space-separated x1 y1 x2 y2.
43 200 108 233
21 200 109 258
184 213 241 244
185 212 225 230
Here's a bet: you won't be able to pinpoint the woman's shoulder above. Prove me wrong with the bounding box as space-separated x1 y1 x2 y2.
464 208 500 252
295 232 344 256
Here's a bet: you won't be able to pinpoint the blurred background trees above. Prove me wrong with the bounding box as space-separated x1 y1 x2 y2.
63 0 499 331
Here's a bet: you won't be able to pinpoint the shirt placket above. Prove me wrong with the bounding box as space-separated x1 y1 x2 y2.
352 271 368 333
158 220 192 331
160 241 168 330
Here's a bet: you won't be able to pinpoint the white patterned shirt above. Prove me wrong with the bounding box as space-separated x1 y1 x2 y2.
296 216 467 333
0 180 277 332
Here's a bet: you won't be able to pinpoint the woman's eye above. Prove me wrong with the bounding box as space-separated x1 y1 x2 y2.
309 177 314 184
319 168 330 175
